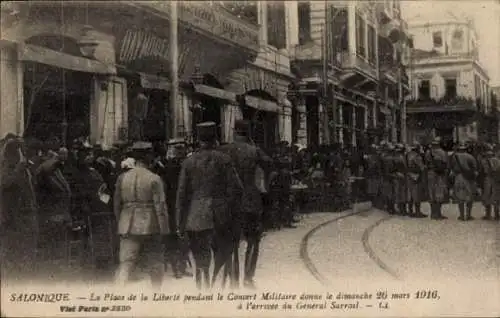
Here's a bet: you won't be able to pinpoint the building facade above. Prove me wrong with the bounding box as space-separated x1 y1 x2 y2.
406 15 497 147
0 2 295 151
287 0 411 149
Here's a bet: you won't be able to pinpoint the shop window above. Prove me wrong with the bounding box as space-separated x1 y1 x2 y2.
432 31 443 48
298 1 311 45
355 13 366 58
267 2 287 49
419 80 430 99
444 78 457 99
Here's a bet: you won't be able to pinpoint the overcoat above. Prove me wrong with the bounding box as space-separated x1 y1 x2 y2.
406 150 425 203
364 153 382 197
449 152 477 203
392 153 408 203
113 166 169 235
218 140 272 217
479 156 500 204
175 148 238 232
424 148 449 203
380 153 394 200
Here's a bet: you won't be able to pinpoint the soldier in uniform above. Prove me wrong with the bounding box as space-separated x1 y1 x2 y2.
176 122 239 289
219 119 273 289
114 141 169 288
449 142 478 221
364 145 382 209
424 138 449 220
381 143 396 214
478 145 500 220
406 142 427 218
393 144 409 215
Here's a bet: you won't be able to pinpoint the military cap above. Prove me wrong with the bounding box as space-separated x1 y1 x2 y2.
196 122 217 142
234 119 251 134
130 141 153 151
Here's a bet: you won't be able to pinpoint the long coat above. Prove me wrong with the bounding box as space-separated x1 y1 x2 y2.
479 156 500 204
406 150 425 203
424 148 449 203
218 140 272 217
113 166 169 235
392 153 408 203
449 152 477 203
364 153 382 196
175 148 238 232
380 153 394 200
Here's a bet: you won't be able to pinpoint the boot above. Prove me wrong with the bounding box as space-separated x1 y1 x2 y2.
398 203 407 216
494 206 500 221
436 203 447 219
465 202 474 221
482 205 492 220
458 203 465 221
407 203 414 217
414 203 427 218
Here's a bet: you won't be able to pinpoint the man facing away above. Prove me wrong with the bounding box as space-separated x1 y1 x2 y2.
478 144 500 220
424 138 449 220
406 143 427 218
114 141 169 288
218 119 273 289
449 142 478 221
175 122 239 289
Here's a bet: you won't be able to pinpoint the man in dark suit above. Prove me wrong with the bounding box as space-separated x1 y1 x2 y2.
175 122 239 289
219 119 273 289
113 141 169 288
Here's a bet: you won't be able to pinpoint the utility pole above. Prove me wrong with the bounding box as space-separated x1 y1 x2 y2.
169 1 179 139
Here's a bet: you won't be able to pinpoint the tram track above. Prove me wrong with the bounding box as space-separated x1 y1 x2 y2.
299 207 399 286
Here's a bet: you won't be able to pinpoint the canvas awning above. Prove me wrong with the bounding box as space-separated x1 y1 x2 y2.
244 95 280 113
19 44 116 75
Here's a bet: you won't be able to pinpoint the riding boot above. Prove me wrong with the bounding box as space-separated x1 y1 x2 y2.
414 203 426 218
458 203 465 221
483 205 492 220
465 202 474 220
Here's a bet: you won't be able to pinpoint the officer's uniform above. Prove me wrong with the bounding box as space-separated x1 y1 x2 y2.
449 143 478 221
381 144 395 214
218 119 273 289
424 138 449 220
479 146 500 220
405 144 426 217
392 144 409 215
176 122 239 289
114 141 169 287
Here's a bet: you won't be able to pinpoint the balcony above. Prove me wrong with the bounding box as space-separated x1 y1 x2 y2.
136 2 260 53
406 96 477 114
339 51 378 80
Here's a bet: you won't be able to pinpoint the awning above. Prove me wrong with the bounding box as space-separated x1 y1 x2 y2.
19 44 116 75
244 95 280 113
139 72 170 91
193 84 236 103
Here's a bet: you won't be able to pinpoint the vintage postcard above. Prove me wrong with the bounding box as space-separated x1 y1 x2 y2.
0 0 499 317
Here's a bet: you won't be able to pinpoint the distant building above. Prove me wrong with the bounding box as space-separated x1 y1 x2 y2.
406 14 497 147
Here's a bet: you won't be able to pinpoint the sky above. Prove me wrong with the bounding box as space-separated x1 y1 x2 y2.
401 0 500 86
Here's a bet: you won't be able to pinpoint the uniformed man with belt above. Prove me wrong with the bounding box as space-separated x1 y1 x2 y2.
392 144 409 215
449 142 478 221
114 141 169 288
478 144 500 220
424 138 449 220
176 122 239 289
406 143 427 218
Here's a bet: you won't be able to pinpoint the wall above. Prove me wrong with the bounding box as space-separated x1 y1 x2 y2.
412 64 475 99
410 22 476 56
0 44 23 138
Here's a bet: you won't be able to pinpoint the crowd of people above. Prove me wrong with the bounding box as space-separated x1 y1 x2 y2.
1 121 499 290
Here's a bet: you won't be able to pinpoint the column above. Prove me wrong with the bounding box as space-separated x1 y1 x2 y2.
0 44 23 138
278 101 293 143
318 102 325 144
338 103 344 145
296 96 307 146
352 106 357 147
348 2 357 56
222 103 239 143
372 99 377 128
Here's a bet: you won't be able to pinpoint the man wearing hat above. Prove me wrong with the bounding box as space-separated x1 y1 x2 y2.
478 144 500 220
449 142 478 221
114 141 169 287
364 144 382 209
392 143 409 215
176 122 239 289
424 137 449 220
380 143 396 214
406 142 427 218
218 119 273 289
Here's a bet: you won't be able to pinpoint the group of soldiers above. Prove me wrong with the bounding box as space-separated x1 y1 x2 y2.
113 119 272 290
364 138 500 221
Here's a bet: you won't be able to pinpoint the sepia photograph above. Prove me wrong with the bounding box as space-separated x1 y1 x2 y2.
0 0 499 317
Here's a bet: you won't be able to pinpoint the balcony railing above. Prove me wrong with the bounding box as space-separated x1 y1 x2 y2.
340 51 377 79
406 96 476 113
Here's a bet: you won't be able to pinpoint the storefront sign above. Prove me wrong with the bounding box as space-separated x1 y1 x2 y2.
245 95 280 113
141 2 259 50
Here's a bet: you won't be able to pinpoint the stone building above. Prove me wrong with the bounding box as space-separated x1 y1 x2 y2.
406 13 497 147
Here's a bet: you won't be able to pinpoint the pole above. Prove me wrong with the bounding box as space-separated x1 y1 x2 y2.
322 0 331 145
169 1 179 139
